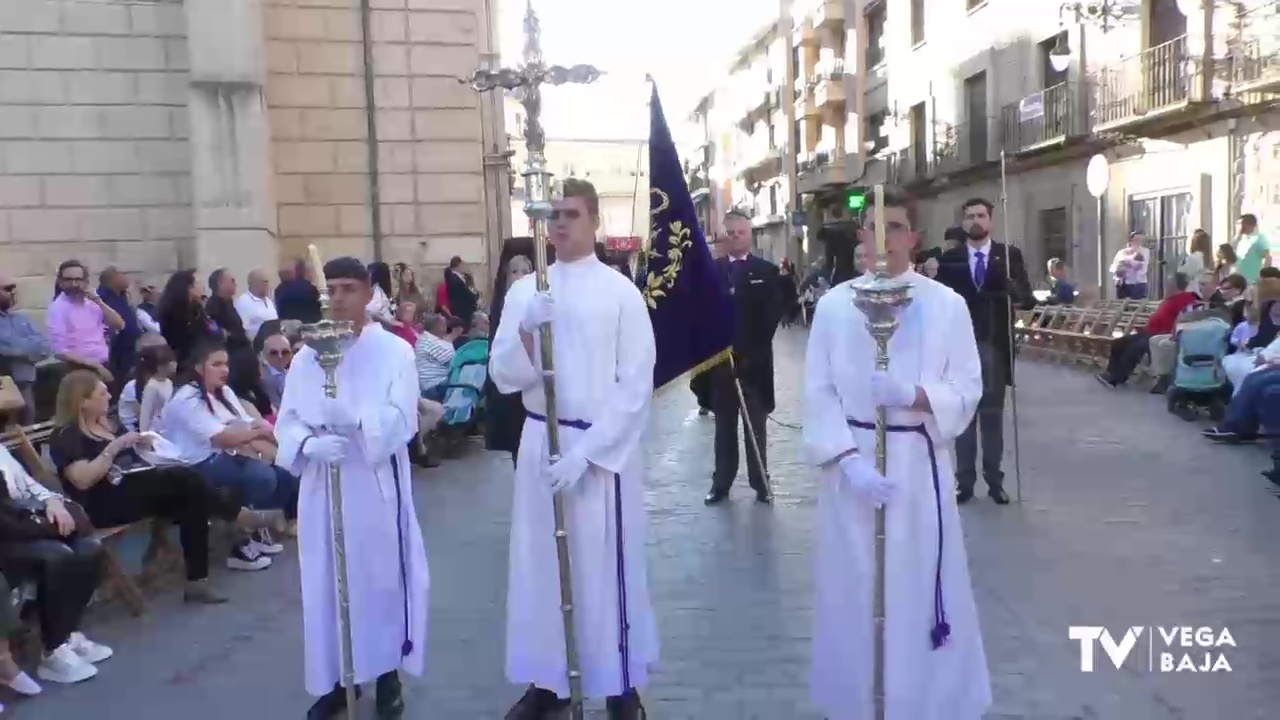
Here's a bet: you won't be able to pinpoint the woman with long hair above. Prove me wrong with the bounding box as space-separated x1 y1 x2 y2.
1178 229 1214 282
157 270 219 369
394 263 428 323
1216 243 1238 283
135 343 176 433
163 340 300 568
483 237 548 467
48 370 283 600
367 261 396 326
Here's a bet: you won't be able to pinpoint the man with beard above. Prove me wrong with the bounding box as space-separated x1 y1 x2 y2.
935 198 1032 506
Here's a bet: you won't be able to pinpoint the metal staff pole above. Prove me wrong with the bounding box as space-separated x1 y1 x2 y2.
463 5 602 716
729 356 772 500
999 152 1025 504
850 186 913 720
302 244 359 718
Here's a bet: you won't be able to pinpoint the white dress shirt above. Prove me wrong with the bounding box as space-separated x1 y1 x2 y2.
1109 246 1149 286
967 239 992 285
163 383 254 465
234 291 278 340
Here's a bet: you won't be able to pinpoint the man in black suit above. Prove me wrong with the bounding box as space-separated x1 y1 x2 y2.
935 197 1033 505
705 210 782 505
444 255 479 327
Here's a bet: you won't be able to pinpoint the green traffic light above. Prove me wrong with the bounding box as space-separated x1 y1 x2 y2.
847 193 865 210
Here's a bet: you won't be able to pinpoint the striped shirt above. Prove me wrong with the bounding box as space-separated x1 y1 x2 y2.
414 332 455 392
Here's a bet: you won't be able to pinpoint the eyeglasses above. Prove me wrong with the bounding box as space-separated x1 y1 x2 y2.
59 276 86 284
267 348 293 358
550 208 581 221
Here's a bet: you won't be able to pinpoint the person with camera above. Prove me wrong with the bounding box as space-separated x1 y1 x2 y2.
1110 232 1150 299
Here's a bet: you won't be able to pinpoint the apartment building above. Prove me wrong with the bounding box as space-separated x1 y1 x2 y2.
0 0 509 312
687 18 801 265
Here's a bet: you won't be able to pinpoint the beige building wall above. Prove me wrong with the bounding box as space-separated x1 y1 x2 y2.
508 135 649 242
0 0 193 308
1 0 504 316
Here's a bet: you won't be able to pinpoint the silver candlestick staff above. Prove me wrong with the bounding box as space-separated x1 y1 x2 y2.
461 3 601 718
849 185 913 720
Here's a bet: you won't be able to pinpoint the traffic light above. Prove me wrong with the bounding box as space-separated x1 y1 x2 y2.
846 191 865 212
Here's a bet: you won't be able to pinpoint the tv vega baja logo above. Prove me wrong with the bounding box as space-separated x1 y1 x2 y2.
1068 626 1234 673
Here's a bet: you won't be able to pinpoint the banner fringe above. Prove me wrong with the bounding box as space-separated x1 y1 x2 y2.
654 346 732 396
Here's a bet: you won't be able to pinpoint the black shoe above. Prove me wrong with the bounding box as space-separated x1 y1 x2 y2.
955 487 974 504
704 489 729 505
375 671 404 719
504 685 568 720
606 689 647 720
1263 468 1280 487
1095 373 1118 388
1150 376 1170 394
1202 427 1247 443
989 488 1011 505
755 489 772 504
698 407 710 416
307 684 361 720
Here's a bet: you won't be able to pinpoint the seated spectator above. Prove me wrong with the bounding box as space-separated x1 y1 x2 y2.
164 340 299 561
46 260 124 384
116 333 170 432
1211 273 1249 328
0 443 109 684
48 370 284 592
415 313 462 402
390 301 420 346
257 330 293 413
0 272 53 425
1096 272 1203 388
1045 258 1077 305
274 259 322 325
0 572 43 701
136 344 177 434
1230 302 1260 352
234 270 278 341
1202 360 1280 442
1223 278 1280 392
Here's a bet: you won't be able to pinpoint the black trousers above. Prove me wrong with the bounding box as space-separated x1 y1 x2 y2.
0 535 104 652
1105 331 1151 384
956 342 1007 493
711 368 768 494
86 466 242 581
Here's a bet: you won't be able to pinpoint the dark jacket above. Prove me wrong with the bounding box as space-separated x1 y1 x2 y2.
274 279 321 324
936 242 1034 385
445 271 479 326
716 254 783 412
158 301 219 369
97 285 140 379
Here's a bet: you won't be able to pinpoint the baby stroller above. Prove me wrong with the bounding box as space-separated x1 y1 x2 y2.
1166 315 1232 422
436 337 490 457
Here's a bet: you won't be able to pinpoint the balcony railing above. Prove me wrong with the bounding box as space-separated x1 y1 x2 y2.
1093 35 1200 128
885 148 922 187
812 58 846 110
1233 36 1280 93
932 120 991 174
1000 81 1085 154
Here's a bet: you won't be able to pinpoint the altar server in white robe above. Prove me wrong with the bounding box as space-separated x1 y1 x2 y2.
803 189 992 720
274 257 429 720
491 178 657 720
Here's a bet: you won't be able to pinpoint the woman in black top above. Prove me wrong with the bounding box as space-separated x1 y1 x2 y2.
48 370 283 604
484 237 549 467
205 268 273 416
157 270 220 370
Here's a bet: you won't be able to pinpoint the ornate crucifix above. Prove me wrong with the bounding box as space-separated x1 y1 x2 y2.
462 2 602 717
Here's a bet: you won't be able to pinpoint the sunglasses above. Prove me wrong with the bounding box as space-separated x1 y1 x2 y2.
1 285 15 293
550 208 582 221
59 276 86 283
267 348 293 358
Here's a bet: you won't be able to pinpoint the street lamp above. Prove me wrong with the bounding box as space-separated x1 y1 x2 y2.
1048 1 1142 71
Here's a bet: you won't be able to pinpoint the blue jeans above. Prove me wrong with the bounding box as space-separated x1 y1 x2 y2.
193 453 299 519
1222 367 1280 435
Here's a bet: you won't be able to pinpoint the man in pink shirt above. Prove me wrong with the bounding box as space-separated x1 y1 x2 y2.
46 259 124 381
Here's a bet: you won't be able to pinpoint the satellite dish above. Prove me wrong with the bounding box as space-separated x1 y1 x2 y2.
1086 154 1110 198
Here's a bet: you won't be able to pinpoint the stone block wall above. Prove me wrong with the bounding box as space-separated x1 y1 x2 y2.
0 0 192 309
265 0 492 285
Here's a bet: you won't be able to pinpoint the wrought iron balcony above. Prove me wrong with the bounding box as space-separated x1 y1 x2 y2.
1093 35 1201 130
999 81 1086 154
932 120 991 175
885 147 924 188
1232 37 1280 95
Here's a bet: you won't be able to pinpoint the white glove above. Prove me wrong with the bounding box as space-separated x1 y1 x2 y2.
320 398 359 434
303 435 349 463
869 370 917 409
839 454 897 507
547 453 590 495
520 291 555 333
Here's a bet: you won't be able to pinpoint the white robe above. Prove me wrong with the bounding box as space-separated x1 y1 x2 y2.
275 323 430 697
803 271 991 720
489 254 659 699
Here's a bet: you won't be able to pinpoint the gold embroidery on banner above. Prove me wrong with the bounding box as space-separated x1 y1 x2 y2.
642 187 692 310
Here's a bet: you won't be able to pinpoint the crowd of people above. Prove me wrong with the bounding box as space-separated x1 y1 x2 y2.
0 249 505 714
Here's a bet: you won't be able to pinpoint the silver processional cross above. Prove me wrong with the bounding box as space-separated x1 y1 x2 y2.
462 2 602 717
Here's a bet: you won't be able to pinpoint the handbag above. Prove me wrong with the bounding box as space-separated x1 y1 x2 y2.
0 474 93 541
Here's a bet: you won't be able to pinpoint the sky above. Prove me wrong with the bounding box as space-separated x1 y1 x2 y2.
497 0 778 146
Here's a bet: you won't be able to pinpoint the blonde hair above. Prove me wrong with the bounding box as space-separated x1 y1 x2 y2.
53 369 107 428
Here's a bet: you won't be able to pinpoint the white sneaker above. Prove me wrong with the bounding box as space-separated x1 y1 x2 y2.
226 540 272 571
4 670 41 696
68 632 113 664
36 644 97 684
250 529 284 556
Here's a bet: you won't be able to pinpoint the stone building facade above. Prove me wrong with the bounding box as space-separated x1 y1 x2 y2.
0 0 508 314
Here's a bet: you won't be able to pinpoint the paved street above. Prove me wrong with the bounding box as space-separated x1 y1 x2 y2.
22 326 1280 719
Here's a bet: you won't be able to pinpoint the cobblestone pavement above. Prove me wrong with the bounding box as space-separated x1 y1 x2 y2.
23 326 1280 719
